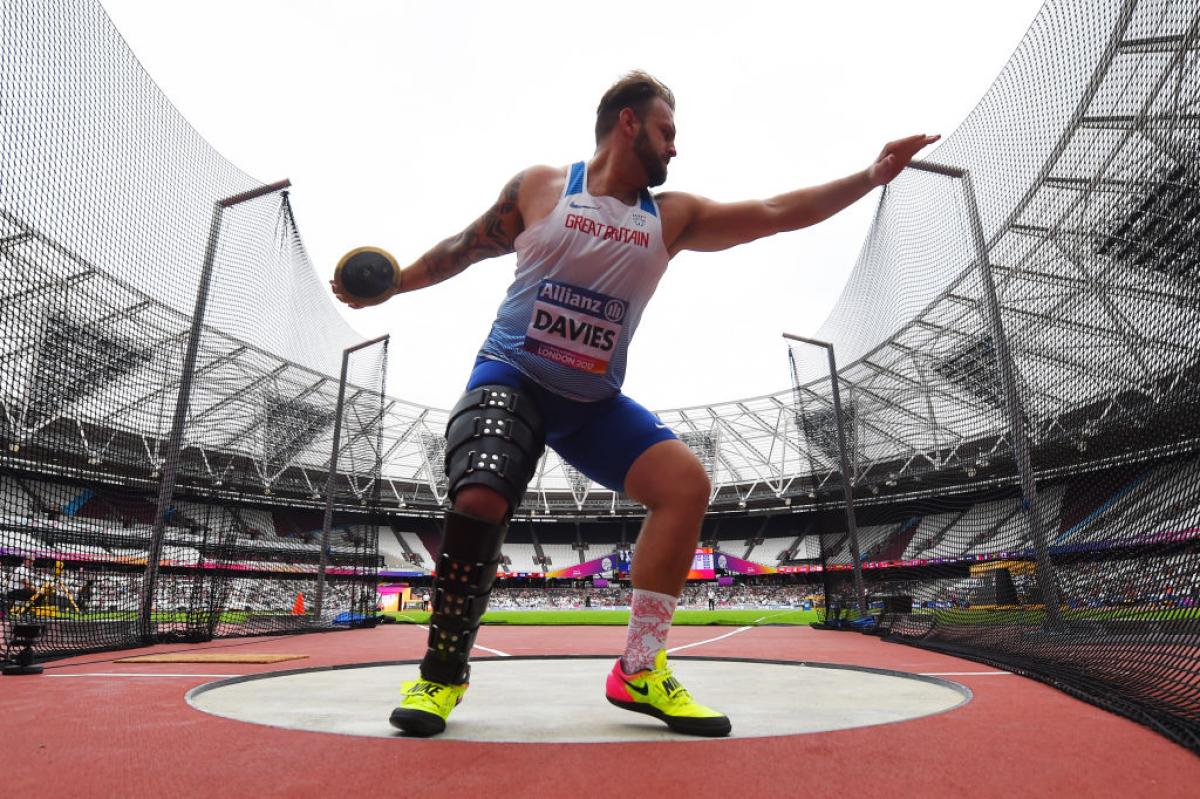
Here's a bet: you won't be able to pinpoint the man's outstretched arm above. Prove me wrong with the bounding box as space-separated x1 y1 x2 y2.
663 134 939 256
331 166 556 308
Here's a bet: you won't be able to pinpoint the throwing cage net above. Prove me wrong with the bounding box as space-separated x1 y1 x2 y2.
787 0 1200 753
4 0 1200 759
1 0 383 659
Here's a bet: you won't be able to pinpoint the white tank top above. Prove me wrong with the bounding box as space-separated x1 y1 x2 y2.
479 161 670 401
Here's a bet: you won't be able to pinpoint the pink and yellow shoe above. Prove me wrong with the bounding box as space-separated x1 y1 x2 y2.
605 649 731 737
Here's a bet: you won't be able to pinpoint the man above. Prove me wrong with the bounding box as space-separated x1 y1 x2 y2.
707 586 716 612
4 557 36 617
75 567 94 614
332 71 936 737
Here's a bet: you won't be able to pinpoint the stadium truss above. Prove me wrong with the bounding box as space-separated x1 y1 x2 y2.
2 0 1193 521
2 0 1198 753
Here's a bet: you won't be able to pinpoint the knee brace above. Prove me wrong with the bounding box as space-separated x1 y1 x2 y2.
420 510 506 685
444 384 545 514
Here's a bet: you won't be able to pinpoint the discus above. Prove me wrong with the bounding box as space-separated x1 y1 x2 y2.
334 246 399 306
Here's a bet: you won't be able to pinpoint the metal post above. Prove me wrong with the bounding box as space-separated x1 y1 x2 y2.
314 335 389 620
908 161 1064 627
138 180 290 643
783 333 867 615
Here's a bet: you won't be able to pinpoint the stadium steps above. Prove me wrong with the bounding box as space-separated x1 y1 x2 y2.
572 521 588 563
749 536 795 565
529 527 549 569
742 517 770 559
911 510 968 560
12 476 56 518
377 526 410 567
823 533 848 564
1057 469 1153 546
959 502 1022 556
903 511 963 560
1057 465 1142 537
0 476 37 518
778 519 815 562
500 542 541 573
876 517 921 561
387 523 420 558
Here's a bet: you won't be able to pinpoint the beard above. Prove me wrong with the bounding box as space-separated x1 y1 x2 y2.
634 127 668 187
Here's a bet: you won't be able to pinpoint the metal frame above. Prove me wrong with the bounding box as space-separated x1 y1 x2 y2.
314 335 389 619
783 333 866 614
138 180 290 642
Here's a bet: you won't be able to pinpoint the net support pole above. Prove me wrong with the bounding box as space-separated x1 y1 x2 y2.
783 333 866 615
138 179 290 643
909 161 1064 627
315 335 389 620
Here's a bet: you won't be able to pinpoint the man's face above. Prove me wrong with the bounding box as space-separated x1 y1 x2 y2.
633 98 677 188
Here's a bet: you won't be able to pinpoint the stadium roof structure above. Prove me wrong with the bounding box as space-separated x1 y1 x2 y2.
2 0 1198 520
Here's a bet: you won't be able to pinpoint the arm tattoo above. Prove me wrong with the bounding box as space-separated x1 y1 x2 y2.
423 172 524 282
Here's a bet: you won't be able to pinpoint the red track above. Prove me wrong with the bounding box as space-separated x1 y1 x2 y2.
2 624 1196 797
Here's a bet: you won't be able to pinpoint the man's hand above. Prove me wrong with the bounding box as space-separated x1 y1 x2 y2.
866 134 941 187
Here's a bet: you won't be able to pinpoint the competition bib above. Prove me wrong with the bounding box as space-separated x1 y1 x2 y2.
522 279 627 375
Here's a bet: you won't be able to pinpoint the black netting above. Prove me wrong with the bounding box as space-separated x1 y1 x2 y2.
4 0 1199 757
784 0 1200 754
1 0 383 659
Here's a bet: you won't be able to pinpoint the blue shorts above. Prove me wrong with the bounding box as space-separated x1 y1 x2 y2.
466 357 676 494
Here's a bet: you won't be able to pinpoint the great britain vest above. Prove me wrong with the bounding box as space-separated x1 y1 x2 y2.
479 161 670 401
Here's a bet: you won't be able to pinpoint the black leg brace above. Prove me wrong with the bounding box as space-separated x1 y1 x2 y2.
420 509 506 685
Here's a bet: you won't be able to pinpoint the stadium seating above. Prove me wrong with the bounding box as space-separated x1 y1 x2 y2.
501 543 542 573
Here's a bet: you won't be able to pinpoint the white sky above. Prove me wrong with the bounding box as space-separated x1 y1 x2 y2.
100 0 1045 410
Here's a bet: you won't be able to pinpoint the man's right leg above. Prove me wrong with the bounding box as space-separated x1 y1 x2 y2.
390 383 544 736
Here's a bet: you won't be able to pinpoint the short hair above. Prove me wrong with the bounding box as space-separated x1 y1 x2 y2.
595 70 675 144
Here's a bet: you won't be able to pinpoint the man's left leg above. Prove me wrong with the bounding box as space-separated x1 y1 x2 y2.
554 400 730 738
623 439 709 598
607 439 731 736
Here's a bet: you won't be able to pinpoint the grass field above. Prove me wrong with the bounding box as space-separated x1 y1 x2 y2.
384 608 822 626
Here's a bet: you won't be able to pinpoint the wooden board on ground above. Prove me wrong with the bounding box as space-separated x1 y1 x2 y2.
115 653 308 664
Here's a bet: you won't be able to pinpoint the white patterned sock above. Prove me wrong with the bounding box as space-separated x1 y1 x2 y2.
621 588 677 673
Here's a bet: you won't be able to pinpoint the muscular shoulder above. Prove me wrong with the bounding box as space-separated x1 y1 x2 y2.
652 191 705 256
517 164 568 225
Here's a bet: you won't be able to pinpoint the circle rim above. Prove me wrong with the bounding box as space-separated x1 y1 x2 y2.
185 654 974 743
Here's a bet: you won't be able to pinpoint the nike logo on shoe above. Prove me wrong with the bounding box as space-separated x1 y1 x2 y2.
407 683 443 697
623 678 651 696
569 201 600 210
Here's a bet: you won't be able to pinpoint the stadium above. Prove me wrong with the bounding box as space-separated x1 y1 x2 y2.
2 0 1198 794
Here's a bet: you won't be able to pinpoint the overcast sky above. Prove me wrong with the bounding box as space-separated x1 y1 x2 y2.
100 0 1045 410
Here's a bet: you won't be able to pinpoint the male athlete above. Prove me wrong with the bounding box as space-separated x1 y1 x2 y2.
332 71 937 737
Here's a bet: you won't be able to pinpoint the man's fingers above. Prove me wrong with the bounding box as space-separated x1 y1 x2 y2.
887 133 940 158
899 134 939 155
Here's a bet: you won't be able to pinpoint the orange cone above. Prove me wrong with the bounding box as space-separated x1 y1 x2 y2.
292 592 306 615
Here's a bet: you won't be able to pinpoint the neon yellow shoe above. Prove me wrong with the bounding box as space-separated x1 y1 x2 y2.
389 677 468 737
605 649 731 737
